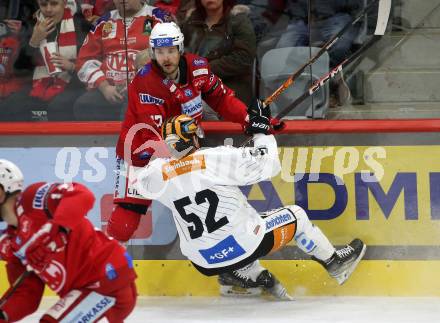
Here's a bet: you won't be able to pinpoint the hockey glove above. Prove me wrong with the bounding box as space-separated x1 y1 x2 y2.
25 222 68 272
270 117 286 132
0 234 14 261
0 310 7 322
245 98 271 135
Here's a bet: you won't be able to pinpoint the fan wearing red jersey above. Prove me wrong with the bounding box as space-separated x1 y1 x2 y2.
74 0 172 120
0 159 137 323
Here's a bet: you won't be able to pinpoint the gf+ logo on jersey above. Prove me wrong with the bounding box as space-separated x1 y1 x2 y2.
199 235 245 264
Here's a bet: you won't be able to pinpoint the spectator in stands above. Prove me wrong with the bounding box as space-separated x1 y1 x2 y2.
0 0 39 99
0 0 90 121
175 0 195 23
232 0 288 45
275 0 360 106
73 0 171 121
155 0 181 18
181 0 256 105
79 0 115 24
0 20 23 99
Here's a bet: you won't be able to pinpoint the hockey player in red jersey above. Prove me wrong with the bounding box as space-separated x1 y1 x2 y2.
108 21 254 242
0 159 137 323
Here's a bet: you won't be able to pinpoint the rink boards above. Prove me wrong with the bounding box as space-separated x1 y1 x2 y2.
2 260 440 296
1 139 440 296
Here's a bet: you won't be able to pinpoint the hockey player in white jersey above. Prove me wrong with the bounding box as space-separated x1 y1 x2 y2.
135 99 366 299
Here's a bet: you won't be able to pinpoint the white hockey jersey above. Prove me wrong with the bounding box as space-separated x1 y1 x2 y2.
135 134 281 268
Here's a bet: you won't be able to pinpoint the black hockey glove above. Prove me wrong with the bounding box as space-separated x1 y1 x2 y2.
0 309 7 321
245 98 271 135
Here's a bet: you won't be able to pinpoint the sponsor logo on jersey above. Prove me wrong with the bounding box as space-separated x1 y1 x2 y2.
193 68 208 77
265 212 293 232
181 95 202 117
105 263 118 280
126 165 145 198
78 297 113 322
152 37 174 47
126 187 144 198
106 50 136 73
296 232 316 252
33 183 51 209
102 21 116 39
76 296 114 323
59 292 115 323
199 235 246 264
184 89 193 97
139 93 165 105
45 290 82 320
193 58 207 67
162 155 206 180
193 79 206 88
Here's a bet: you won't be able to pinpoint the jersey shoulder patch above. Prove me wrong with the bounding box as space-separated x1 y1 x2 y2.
192 57 208 68
138 63 152 77
91 12 111 32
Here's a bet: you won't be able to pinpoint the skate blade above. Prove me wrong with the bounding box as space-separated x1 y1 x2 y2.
335 243 367 285
264 284 294 301
220 285 262 297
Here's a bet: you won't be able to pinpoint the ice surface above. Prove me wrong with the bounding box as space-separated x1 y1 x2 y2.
21 296 440 323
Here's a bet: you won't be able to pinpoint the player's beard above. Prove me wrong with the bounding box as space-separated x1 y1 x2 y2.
160 62 179 79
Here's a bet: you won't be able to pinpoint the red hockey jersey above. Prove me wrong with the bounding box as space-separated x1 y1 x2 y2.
76 4 171 89
0 182 136 322
116 53 248 167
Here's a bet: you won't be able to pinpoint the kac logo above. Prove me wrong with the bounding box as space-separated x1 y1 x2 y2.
184 89 193 97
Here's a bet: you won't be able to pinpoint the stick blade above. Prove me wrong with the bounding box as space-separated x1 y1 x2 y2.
374 0 392 35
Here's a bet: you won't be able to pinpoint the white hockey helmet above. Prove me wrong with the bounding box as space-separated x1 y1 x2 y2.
149 22 184 59
0 159 24 196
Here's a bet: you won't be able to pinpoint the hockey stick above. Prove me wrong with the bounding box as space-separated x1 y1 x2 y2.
241 36 381 147
275 34 381 120
0 270 30 308
262 0 392 108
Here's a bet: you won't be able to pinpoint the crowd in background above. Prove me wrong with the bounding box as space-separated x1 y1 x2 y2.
0 0 369 122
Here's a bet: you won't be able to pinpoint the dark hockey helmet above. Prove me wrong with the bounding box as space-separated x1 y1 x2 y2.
161 114 204 156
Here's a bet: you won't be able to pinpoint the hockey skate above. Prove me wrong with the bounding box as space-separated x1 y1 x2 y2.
313 238 366 285
218 271 262 297
218 261 293 300
256 270 293 301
